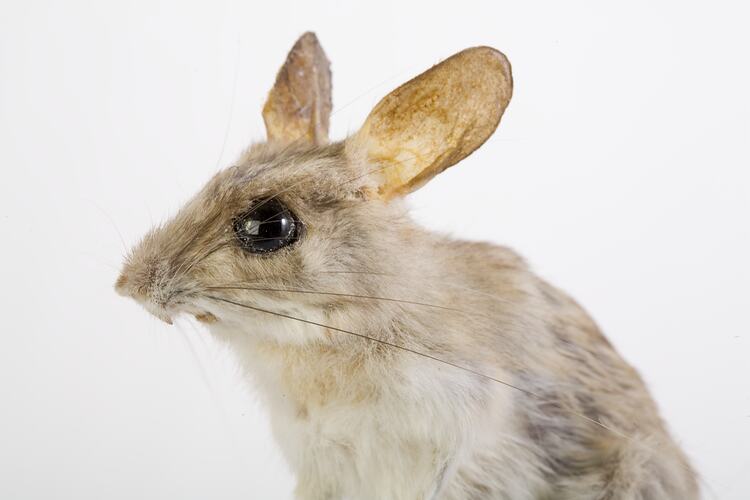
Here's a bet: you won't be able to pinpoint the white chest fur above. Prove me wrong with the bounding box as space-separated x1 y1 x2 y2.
207 303 524 499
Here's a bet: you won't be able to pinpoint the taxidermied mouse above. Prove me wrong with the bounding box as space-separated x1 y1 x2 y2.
116 32 699 499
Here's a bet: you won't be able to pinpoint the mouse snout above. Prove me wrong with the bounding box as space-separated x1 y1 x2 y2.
114 258 177 324
114 272 133 297
114 260 162 300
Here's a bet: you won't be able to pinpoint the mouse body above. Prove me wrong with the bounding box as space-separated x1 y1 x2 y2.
117 33 699 499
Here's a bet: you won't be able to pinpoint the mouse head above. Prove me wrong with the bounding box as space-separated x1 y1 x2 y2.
115 32 512 340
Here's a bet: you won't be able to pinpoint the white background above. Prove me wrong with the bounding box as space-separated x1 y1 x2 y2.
1 1 748 498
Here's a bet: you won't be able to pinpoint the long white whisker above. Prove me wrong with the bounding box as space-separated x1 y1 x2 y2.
204 294 631 442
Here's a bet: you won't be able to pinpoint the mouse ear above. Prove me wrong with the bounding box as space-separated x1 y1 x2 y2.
262 32 332 145
348 47 512 199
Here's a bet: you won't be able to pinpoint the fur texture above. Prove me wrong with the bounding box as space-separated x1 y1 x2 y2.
116 35 699 499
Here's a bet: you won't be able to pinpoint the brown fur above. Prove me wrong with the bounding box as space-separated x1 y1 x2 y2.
116 34 699 499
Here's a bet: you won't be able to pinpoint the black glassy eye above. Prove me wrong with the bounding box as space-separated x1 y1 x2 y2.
233 199 300 253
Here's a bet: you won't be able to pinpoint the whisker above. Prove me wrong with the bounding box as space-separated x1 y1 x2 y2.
330 70 409 118
168 219 310 283
204 294 631 442
238 218 308 225
323 270 391 275
79 251 121 272
176 319 217 398
205 285 468 313
214 38 242 170
330 62 441 119
320 270 522 306
84 198 129 255
204 274 537 333
174 239 235 279
170 210 225 273
175 319 235 436
170 237 228 281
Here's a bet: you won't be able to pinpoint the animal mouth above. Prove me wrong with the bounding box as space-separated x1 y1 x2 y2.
149 298 221 326
141 301 176 325
144 304 219 326
115 272 220 326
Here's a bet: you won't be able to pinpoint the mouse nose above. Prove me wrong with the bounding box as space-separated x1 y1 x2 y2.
113 266 151 301
114 272 152 305
114 261 176 325
114 273 130 297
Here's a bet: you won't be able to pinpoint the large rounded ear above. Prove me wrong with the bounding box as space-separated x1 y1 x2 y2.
348 47 512 199
263 32 332 145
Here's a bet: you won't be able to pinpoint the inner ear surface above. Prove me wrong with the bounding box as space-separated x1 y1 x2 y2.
263 32 332 146
349 46 513 199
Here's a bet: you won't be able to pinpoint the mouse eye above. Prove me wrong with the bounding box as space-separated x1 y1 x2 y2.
233 199 300 254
